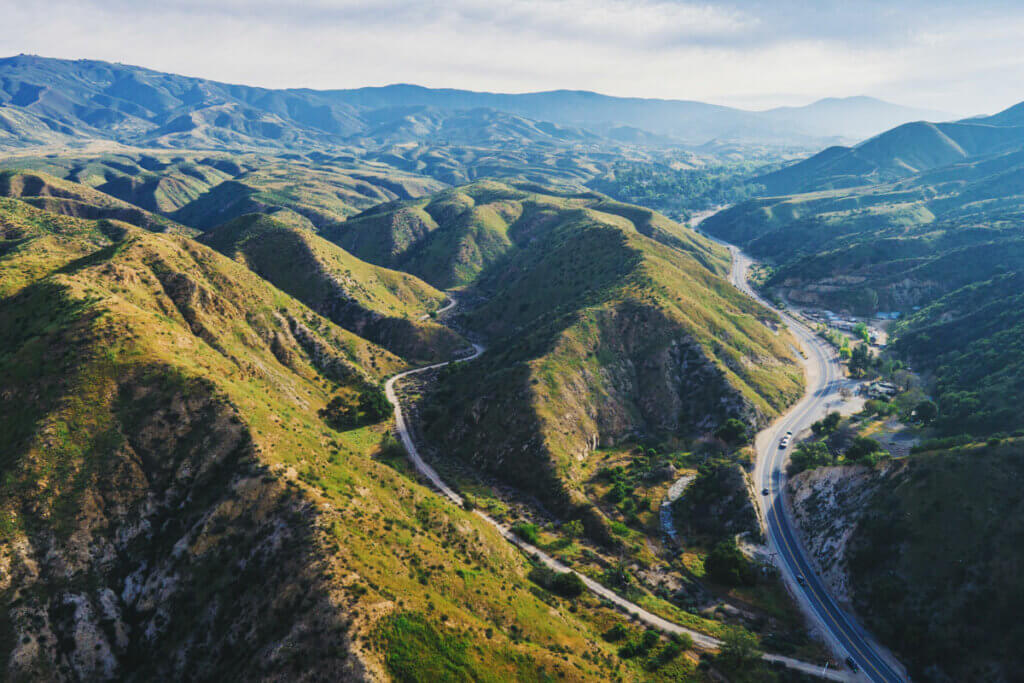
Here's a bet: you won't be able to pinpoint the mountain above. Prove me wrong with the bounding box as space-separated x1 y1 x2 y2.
0 55 942 153
790 438 1024 682
326 86 937 146
757 100 1024 194
0 195 642 681
200 213 465 363
336 181 803 523
760 96 949 142
702 100 1024 441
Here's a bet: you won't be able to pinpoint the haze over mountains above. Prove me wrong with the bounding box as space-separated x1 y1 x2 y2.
0 55 947 151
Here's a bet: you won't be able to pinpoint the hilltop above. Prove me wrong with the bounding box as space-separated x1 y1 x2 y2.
0 198 664 681
201 213 465 363
338 181 803 521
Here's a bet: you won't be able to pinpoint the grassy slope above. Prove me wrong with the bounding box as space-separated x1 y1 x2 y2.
0 151 448 233
0 202 679 681
201 213 464 363
0 168 194 235
372 182 805 520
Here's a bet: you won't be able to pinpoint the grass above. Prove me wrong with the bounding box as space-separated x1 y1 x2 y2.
0 195 672 680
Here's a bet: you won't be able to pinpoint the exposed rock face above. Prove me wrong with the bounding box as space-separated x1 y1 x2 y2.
786 465 882 604
424 302 760 518
3 373 367 682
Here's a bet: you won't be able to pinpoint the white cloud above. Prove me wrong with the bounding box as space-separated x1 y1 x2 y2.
0 0 1021 115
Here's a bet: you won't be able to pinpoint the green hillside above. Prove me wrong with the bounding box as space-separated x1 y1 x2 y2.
793 440 1024 682
0 202 647 681
201 213 464 363
367 182 806 519
0 151 448 232
891 272 1024 436
0 168 193 234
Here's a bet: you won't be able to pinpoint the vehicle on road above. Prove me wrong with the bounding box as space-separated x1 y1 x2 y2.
846 656 860 672
762 488 770 495
779 435 790 448
796 574 807 586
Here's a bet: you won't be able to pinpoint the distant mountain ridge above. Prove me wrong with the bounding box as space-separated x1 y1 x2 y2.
0 54 946 151
757 101 1024 194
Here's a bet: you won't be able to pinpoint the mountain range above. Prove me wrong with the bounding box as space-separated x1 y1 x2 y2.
0 54 946 151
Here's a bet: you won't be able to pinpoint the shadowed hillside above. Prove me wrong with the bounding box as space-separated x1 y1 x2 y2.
0 201 648 681
201 213 465 363
343 182 805 524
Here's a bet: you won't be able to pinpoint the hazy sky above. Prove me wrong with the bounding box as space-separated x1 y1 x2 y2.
2 0 1021 115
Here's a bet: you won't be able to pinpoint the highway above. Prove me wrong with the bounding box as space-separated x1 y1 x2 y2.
384 296 850 681
721 244 907 683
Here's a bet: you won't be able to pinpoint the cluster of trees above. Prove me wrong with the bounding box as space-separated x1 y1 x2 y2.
527 566 585 598
788 435 886 475
586 161 770 221
610 627 693 671
714 418 749 445
318 384 392 430
704 538 758 586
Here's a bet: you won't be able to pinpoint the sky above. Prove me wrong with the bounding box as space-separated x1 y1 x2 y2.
1 0 1022 116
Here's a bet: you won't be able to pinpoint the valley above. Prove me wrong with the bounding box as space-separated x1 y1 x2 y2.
2 48 1022 683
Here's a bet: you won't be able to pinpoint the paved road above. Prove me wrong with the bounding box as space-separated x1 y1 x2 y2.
719 244 907 683
384 300 849 681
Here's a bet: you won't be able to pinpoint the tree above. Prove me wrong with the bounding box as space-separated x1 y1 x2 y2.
359 385 392 422
704 538 757 586
788 441 833 475
714 418 748 445
562 519 584 539
914 399 938 424
854 321 871 344
848 344 875 378
718 626 762 670
845 436 883 465
812 411 841 435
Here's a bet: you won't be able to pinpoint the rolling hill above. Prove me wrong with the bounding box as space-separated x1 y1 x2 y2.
200 213 464 363
0 194 651 681
338 181 804 523
756 100 1024 194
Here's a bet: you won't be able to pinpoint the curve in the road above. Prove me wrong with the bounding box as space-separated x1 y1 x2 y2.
722 244 906 683
383 300 850 681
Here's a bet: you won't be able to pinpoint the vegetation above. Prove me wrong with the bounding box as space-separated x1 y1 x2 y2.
704 538 758 587
842 440 1024 681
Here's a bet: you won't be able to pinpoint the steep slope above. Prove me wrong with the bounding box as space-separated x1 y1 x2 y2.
0 151 448 232
346 182 804 521
0 206 640 681
790 441 1024 682
201 214 464 363
757 101 1024 194
0 169 192 235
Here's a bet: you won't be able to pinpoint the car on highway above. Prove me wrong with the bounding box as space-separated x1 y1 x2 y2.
845 656 859 672
779 435 790 449
762 488 770 495
796 574 806 586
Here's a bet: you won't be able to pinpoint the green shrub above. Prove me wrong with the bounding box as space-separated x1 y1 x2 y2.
511 522 539 544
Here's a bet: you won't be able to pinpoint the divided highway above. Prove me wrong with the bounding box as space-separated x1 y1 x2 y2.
721 245 907 683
